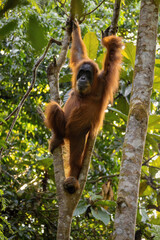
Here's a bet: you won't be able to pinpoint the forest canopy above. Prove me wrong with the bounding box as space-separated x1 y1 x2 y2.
0 0 160 239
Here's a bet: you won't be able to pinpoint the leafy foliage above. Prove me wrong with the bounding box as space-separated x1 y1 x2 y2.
0 0 160 239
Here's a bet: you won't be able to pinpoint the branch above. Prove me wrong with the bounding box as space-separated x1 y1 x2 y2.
142 153 159 166
78 134 96 190
147 204 160 211
0 108 17 125
37 106 46 122
50 38 62 46
0 38 54 158
83 0 106 17
109 0 121 35
1 168 20 185
142 174 160 190
54 0 69 18
88 174 119 184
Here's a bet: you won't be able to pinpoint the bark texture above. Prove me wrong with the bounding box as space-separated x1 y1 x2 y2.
109 0 121 35
56 135 95 240
113 1 159 239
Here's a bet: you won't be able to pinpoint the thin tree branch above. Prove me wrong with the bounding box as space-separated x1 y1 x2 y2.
0 38 54 126
147 205 160 211
54 0 69 18
37 106 46 121
84 0 106 17
1 168 20 185
88 174 119 184
109 0 121 35
0 38 54 158
0 108 17 125
142 153 159 166
50 38 62 46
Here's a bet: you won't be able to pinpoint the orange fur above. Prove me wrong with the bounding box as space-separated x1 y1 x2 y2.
45 22 123 193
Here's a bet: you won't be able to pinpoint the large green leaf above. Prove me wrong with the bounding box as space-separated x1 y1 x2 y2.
108 107 128 121
115 95 129 115
83 32 99 60
36 157 53 169
0 0 28 17
27 14 47 52
153 66 160 90
122 42 136 68
71 0 84 18
139 181 148 197
73 201 90 216
59 74 72 83
91 207 110 225
0 20 18 38
155 59 160 67
96 200 116 208
142 185 154 196
139 208 149 223
150 157 160 168
151 213 160 225
146 133 159 152
148 115 160 130
151 225 160 240
153 76 160 91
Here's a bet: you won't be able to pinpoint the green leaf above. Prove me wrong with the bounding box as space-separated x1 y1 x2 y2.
151 225 160 240
155 59 160 67
146 133 159 152
29 0 42 13
143 185 154 196
71 0 84 18
139 208 149 223
59 74 72 83
0 0 28 17
122 42 136 68
153 75 160 91
115 96 129 115
89 192 102 201
0 140 7 149
151 213 160 225
96 200 116 208
36 157 53 169
148 115 160 130
154 65 160 76
151 157 160 168
0 117 7 124
73 201 90 216
91 207 110 225
136 209 142 224
157 192 160 206
97 53 104 69
139 181 148 197
83 32 99 60
108 107 128 121
0 20 18 39
149 165 158 178
27 14 47 52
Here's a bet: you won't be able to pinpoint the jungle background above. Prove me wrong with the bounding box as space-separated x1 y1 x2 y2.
0 0 160 239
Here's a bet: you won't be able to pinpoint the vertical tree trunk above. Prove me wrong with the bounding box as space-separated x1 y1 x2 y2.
55 136 95 240
113 0 159 239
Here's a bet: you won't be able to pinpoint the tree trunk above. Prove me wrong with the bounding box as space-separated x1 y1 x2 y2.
54 136 95 240
113 0 159 239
